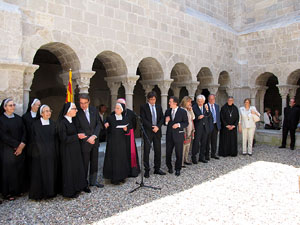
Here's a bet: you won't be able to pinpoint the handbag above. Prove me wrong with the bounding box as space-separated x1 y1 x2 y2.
252 114 260 123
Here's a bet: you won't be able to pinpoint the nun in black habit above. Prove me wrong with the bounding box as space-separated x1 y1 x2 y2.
29 105 58 200
57 102 89 198
0 98 26 201
218 97 240 157
22 98 41 190
103 103 130 185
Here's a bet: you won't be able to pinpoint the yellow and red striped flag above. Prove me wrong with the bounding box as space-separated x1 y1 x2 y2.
65 69 73 103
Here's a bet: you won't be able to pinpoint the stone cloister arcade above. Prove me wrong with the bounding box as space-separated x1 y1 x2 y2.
3 41 300 121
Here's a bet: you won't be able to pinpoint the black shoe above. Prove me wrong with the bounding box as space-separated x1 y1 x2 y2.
192 159 198 164
168 168 173 174
199 159 208 163
181 165 186 168
205 157 210 161
184 162 192 165
111 180 120 185
144 170 150 178
175 170 180 176
279 146 285 148
83 187 91 193
91 183 104 188
290 147 295 150
248 153 252 156
154 169 166 175
211 155 219 159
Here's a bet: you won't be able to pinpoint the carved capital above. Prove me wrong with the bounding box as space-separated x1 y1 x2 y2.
225 87 234 97
157 79 173 95
121 75 139 95
289 85 298 98
76 71 95 94
207 84 220 95
186 82 199 97
106 81 121 96
140 81 155 96
277 85 290 98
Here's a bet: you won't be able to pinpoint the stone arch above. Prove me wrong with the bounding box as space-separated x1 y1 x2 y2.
171 63 192 83
137 57 164 81
217 71 231 105
254 72 282 119
89 50 128 112
95 51 128 77
30 42 81 119
35 42 81 72
287 69 300 86
166 55 195 80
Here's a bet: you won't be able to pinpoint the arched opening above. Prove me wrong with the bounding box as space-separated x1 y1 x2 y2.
170 63 192 99
179 87 188 102
287 69 300 104
256 72 281 116
89 51 128 113
217 71 230 105
197 67 214 102
31 42 80 120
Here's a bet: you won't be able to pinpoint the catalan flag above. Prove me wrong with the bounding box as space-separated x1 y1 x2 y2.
65 69 73 103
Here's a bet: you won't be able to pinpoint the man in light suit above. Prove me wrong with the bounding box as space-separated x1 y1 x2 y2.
206 94 221 160
74 94 103 191
165 96 189 176
140 91 166 178
191 95 212 164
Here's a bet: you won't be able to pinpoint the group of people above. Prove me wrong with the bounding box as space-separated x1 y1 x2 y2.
264 108 282 130
0 91 298 203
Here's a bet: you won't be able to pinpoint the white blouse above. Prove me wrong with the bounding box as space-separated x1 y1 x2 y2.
239 106 260 129
64 115 72 123
40 118 50 125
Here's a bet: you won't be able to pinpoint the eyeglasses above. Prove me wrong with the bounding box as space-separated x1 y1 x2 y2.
7 104 16 107
43 110 53 113
70 108 78 111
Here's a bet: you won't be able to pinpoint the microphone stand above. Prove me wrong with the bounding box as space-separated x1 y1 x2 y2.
129 114 161 193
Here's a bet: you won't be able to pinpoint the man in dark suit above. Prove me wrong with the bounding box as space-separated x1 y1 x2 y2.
74 94 103 191
206 94 221 160
279 98 300 150
165 96 188 176
191 94 212 164
140 91 166 178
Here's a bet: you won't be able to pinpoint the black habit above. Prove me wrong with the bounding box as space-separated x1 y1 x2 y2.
218 103 239 157
103 114 130 182
0 114 26 198
58 117 87 197
29 119 58 200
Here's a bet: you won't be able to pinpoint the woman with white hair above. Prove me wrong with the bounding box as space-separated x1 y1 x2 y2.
29 105 58 200
103 102 130 185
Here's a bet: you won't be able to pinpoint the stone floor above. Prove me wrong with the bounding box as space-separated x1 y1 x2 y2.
0 144 299 225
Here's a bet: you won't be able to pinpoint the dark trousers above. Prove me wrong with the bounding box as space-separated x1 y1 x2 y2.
143 132 161 172
192 126 208 161
166 137 183 171
206 124 219 159
281 126 296 148
81 142 99 185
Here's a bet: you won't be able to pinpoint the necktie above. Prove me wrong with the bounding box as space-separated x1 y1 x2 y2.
172 109 175 121
212 104 216 123
200 106 203 114
151 105 156 125
85 110 90 123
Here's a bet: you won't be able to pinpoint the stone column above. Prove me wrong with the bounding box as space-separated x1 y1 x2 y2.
171 86 180 98
106 81 121 110
259 87 267 115
250 87 259 108
186 82 199 99
225 87 234 98
157 79 173 112
23 64 39 112
76 71 95 94
122 76 139 110
278 85 290 122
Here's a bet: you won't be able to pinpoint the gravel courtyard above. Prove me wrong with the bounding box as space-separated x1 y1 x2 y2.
0 144 299 225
